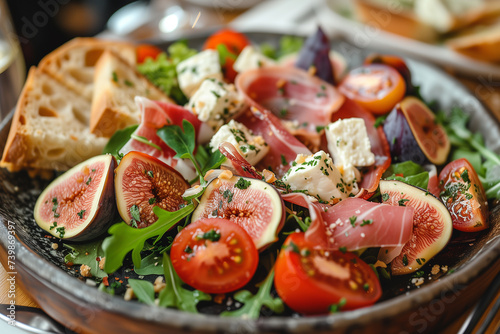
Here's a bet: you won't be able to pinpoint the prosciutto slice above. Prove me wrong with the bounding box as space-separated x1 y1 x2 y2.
218 142 261 179
283 194 413 253
236 66 344 151
236 107 311 177
331 99 392 198
119 97 202 181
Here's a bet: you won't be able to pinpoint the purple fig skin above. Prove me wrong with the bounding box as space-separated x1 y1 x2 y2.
295 26 335 85
383 107 427 165
69 156 118 242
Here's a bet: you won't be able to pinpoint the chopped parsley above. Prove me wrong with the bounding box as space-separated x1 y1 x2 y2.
329 297 347 313
124 79 134 87
130 204 141 225
349 216 357 228
197 229 221 242
112 71 118 83
86 177 92 185
77 210 85 219
49 221 57 230
398 198 410 206
147 170 154 178
149 198 156 205
55 226 65 238
360 219 373 227
461 169 470 183
222 189 234 203
235 178 252 190
281 154 288 166
402 254 409 266
184 246 193 254
211 90 221 99
382 193 390 201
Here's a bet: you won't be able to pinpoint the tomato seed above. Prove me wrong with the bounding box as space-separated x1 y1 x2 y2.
233 255 242 263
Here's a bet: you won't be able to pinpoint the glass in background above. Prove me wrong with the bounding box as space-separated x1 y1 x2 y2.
0 0 25 122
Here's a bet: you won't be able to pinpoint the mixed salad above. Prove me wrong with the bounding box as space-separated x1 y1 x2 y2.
33 28 500 317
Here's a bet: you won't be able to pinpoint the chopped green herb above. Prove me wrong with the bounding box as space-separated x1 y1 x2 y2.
184 246 193 254
235 178 252 190
112 71 118 83
339 246 347 253
77 210 85 219
86 177 92 185
403 254 408 266
147 170 154 178
382 193 390 201
124 79 134 87
197 229 221 242
148 198 156 205
281 154 288 166
349 216 357 228
329 297 347 313
398 198 410 206
360 219 373 226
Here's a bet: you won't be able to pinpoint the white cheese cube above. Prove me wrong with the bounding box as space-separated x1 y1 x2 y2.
281 151 350 202
233 45 276 73
338 164 361 196
176 50 223 97
187 78 244 131
326 118 375 167
210 120 269 166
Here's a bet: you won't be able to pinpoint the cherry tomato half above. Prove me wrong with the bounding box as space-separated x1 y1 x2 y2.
203 29 250 82
136 44 163 64
339 64 406 115
170 218 258 294
274 232 382 315
364 53 413 94
439 158 489 232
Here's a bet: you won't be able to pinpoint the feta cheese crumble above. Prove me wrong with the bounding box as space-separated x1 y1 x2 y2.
187 78 244 131
233 45 276 73
326 118 375 167
210 120 269 165
281 151 352 202
176 49 223 97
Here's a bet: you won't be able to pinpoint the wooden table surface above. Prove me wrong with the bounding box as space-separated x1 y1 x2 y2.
2 6 500 333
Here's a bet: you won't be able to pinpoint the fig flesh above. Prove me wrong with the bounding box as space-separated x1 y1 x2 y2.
34 155 117 241
114 151 189 228
379 180 453 275
383 96 450 165
191 174 285 249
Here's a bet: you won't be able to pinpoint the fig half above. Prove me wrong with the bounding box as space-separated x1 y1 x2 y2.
379 180 453 275
34 155 117 241
191 174 285 250
114 151 189 228
383 96 450 165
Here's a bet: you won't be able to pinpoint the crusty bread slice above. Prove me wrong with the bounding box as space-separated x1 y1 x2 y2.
90 50 173 137
447 22 500 62
38 37 136 101
0 67 108 173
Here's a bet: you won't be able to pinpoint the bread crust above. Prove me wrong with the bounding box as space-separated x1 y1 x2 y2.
90 50 173 137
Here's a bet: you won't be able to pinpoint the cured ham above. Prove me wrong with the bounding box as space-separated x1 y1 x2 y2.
236 107 311 177
283 194 413 253
218 142 261 179
331 99 392 198
119 97 202 181
236 66 344 151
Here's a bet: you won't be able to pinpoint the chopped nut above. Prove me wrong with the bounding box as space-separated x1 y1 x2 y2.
124 288 134 301
431 264 440 275
80 264 92 278
218 170 233 180
51 243 59 250
153 276 166 293
412 277 424 286
99 257 106 270
441 265 448 273
263 169 277 183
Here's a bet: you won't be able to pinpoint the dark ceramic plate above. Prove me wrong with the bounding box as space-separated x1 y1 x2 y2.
1 33 500 334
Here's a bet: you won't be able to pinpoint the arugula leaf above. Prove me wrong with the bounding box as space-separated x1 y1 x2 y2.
437 107 500 199
386 172 429 189
102 204 194 273
158 254 211 312
259 36 303 60
128 279 155 305
64 240 106 278
216 44 237 66
102 125 138 161
221 270 284 318
385 161 425 177
133 253 164 275
201 149 226 175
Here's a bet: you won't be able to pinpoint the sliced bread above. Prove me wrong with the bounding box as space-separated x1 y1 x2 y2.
90 50 173 137
38 37 136 101
0 67 108 172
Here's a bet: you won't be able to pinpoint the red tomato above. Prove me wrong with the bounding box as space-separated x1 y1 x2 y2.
203 29 250 82
339 64 406 115
136 44 163 64
364 54 413 94
170 218 258 294
439 158 489 232
274 232 382 315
